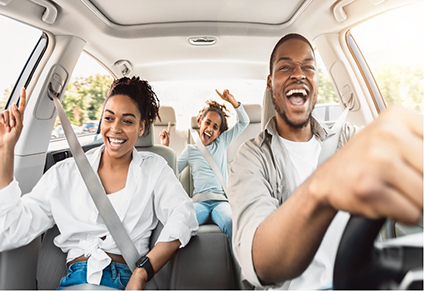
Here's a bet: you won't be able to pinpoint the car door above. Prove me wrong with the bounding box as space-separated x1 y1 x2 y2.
0 6 86 288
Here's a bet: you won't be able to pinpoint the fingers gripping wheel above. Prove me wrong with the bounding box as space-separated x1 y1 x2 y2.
333 216 423 290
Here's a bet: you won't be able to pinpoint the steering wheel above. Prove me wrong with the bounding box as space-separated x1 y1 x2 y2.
333 216 423 289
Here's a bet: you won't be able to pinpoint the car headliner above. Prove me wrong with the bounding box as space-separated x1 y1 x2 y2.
0 0 418 82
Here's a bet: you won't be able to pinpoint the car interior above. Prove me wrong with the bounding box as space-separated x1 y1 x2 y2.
0 0 422 289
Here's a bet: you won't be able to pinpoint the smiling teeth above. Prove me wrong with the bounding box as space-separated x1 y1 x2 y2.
205 132 211 137
286 89 307 97
110 138 124 144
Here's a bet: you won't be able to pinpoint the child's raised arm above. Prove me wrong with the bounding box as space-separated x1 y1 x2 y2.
159 121 171 147
215 89 239 109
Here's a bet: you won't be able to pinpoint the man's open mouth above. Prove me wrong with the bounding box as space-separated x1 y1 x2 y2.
286 89 308 105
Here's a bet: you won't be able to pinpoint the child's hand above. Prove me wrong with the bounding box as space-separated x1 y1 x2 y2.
159 122 171 146
215 89 239 108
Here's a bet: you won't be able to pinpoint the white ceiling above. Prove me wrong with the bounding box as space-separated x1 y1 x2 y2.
0 0 418 82
86 0 307 26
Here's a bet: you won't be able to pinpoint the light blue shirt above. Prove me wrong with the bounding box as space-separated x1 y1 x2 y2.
178 104 249 196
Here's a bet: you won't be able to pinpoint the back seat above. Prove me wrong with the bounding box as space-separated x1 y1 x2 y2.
226 104 262 164
135 124 178 176
154 106 188 157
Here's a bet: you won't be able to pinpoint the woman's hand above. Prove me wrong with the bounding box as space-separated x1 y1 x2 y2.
215 89 239 108
0 88 27 151
0 88 26 189
159 122 171 146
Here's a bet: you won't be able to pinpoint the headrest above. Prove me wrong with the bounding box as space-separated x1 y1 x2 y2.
243 104 262 123
261 89 275 130
155 106 176 126
191 116 199 129
135 124 154 147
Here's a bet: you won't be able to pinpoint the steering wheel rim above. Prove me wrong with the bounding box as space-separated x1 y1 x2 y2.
333 215 424 289
333 216 386 289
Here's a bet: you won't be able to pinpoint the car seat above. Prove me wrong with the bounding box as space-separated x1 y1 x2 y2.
154 106 188 157
226 103 262 164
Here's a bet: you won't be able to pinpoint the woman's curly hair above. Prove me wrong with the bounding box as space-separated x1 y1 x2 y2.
104 76 160 134
197 100 230 133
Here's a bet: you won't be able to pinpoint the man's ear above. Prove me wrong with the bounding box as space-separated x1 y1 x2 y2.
139 121 145 136
266 75 272 92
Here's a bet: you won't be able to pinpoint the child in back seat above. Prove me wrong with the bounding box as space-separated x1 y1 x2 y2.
160 89 249 250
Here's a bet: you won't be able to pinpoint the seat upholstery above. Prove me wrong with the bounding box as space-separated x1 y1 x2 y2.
146 224 239 290
136 124 178 177
154 106 188 157
261 89 275 130
227 103 262 164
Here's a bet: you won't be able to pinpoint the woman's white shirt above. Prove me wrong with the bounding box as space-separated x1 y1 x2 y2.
0 146 198 285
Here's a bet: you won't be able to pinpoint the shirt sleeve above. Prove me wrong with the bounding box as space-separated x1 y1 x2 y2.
0 173 56 251
227 140 280 288
177 146 189 174
153 162 198 247
219 103 250 145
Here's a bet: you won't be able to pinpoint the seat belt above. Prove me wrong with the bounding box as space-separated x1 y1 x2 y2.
318 108 349 165
49 85 139 272
190 129 228 201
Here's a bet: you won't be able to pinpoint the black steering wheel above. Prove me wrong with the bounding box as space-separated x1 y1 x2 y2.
333 216 423 289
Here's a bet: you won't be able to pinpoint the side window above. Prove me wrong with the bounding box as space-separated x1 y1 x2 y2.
0 15 42 109
314 51 341 127
50 53 113 144
350 2 423 111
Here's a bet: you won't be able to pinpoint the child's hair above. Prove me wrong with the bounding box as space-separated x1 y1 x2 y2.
104 76 160 134
197 100 230 133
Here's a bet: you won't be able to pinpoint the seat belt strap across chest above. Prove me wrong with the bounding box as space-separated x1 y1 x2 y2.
50 86 139 272
190 129 228 198
318 108 349 165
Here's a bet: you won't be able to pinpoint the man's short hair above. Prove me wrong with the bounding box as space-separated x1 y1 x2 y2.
269 33 315 75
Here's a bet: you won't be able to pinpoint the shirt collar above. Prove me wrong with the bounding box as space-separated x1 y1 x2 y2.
86 145 145 170
263 116 330 145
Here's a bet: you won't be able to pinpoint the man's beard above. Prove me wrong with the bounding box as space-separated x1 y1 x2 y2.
271 89 314 130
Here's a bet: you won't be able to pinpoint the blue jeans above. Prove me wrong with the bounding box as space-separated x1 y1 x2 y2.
57 261 132 290
194 200 232 249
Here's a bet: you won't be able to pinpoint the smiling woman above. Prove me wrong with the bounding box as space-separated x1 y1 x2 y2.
0 77 198 290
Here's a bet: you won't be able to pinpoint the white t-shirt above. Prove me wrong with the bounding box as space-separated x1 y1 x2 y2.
280 135 321 187
281 135 350 289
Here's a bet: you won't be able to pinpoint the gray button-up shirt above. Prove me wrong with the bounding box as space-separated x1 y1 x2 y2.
228 116 358 289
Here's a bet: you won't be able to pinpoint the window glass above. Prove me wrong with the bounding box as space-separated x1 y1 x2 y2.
0 15 42 109
351 2 423 111
50 53 113 143
314 51 341 126
151 79 266 129
151 51 339 129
